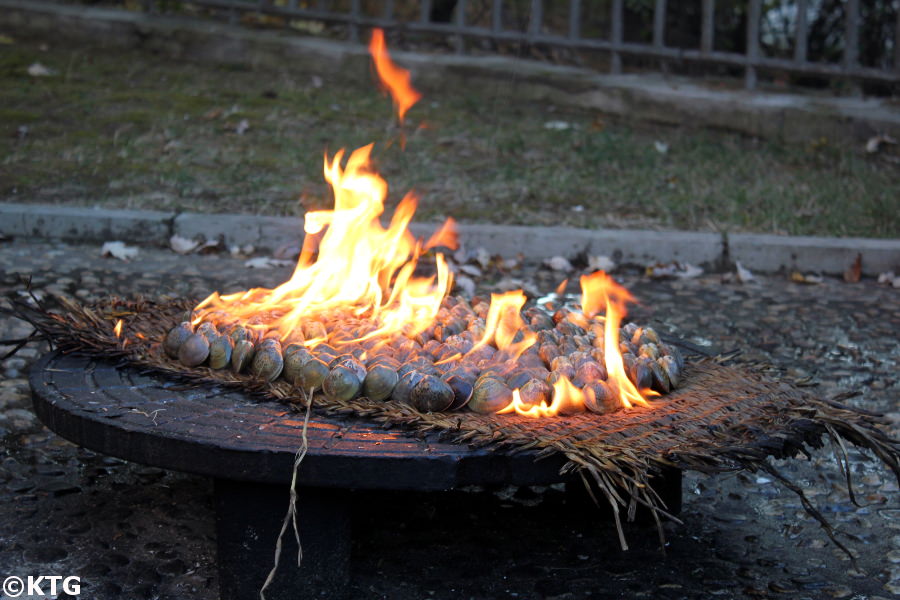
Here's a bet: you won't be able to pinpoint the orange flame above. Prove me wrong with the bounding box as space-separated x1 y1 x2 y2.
580 271 650 408
470 290 536 360
499 376 585 418
369 28 421 124
113 319 123 338
195 143 455 344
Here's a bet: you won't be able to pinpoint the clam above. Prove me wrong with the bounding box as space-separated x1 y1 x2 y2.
658 355 680 388
229 325 251 344
583 380 617 414
468 378 513 414
549 356 576 380
323 365 362 402
519 378 551 409
506 369 534 390
301 320 328 340
538 343 560 368
574 361 606 386
197 322 218 340
392 371 426 406
628 359 653 391
660 343 684 371
411 375 455 412
648 359 671 393
529 311 555 331
208 334 234 370
362 364 399 401
442 374 474 410
329 355 367 381
639 343 660 360
295 357 329 392
283 347 313 384
399 358 437 378
178 333 210 367
231 339 255 373
250 340 284 381
164 322 193 359
641 327 660 345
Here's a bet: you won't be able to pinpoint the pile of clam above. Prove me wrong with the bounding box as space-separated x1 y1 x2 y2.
162 295 684 415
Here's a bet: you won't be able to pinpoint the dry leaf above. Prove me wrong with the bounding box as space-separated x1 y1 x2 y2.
646 262 702 279
27 62 53 77
865 134 897 154
235 119 250 135
736 262 755 283
203 107 223 120
459 264 482 277
273 243 301 261
654 140 669 154
245 257 293 269
543 121 572 131
588 255 616 272
544 256 573 272
790 271 824 285
170 235 199 255
454 275 476 297
843 253 862 283
100 241 138 261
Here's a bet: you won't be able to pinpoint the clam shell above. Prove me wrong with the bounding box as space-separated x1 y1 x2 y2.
658 355 680 388
519 378 551 409
506 369 533 390
283 347 313 384
295 357 329 392
573 361 606 387
411 375 455 412
231 340 255 373
323 366 362 402
392 371 425 406
583 380 618 414
178 333 210 367
208 335 234 370
648 359 671 393
250 345 284 381
362 365 399 401
197 322 218 340
468 378 513 414
442 374 474 410
164 322 193 359
628 359 653 390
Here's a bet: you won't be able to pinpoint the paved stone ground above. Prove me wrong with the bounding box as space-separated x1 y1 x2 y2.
0 239 898 600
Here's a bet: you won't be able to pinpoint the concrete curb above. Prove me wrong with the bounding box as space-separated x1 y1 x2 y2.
2 0 899 144
2 203 897 276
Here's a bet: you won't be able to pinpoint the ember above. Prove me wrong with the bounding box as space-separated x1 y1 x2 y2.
161 29 684 417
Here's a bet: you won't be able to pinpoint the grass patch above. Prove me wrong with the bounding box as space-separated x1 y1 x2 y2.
0 36 897 238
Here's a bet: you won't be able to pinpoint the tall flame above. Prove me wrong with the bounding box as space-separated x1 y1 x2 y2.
580 271 650 408
470 290 536 360
369 28 421 124
195 143 454 343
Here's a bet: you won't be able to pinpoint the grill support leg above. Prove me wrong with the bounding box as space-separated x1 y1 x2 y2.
214 479 351 600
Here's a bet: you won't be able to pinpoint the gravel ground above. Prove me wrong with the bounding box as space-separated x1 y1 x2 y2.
1 238 899 600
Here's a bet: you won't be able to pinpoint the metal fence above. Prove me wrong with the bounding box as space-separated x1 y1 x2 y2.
140 0 899 89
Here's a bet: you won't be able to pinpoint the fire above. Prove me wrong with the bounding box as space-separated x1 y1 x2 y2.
113 319 123 338
471 290 536 360
580 271 650 408
369 29 421 124
499 376 585 418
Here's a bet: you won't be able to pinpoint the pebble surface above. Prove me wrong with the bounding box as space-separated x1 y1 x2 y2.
1 239 898 599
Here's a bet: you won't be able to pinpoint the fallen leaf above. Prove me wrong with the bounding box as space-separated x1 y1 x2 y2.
310 75 323 89
736 262 755 283
865 134 897 154
273 243 301 261
100 241 138 261
646 262 702 279
459 264 482 277
571 205 584 213
790 271 824 285
197 238 225 254
170 235 199 254
235 119 250 135
543 121 572 131
203 107 223 120
544 256 573 272
27 62 53 77
588 255 616 272
454 275 475 297
877 271 896 285
654 140 669 154
474 247 491 270
245 257 293 269
842 253 862 283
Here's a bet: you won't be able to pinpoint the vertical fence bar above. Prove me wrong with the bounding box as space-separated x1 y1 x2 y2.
528 0 543 41
844 0 859 69
653 0 666 47
492 0 503 32
794 0 808 63
610 0 623 74
745 0 761 89
420 0 432 23
348 0 360 42
568 0 581 41
896 2 900 72
383 0 394 20
454 0 466 54
701 0 714 53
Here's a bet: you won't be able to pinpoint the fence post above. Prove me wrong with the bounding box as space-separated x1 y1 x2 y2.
610 0 623 74
745 0 761 89
568 0 581 41
794 0 808 63
348 0 360 43
528 0 543 42
492 0 503 33
700 0 714 53
454 0 467 54
844 0 859 69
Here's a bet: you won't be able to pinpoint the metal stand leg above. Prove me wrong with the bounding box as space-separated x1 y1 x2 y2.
214 479 351 600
